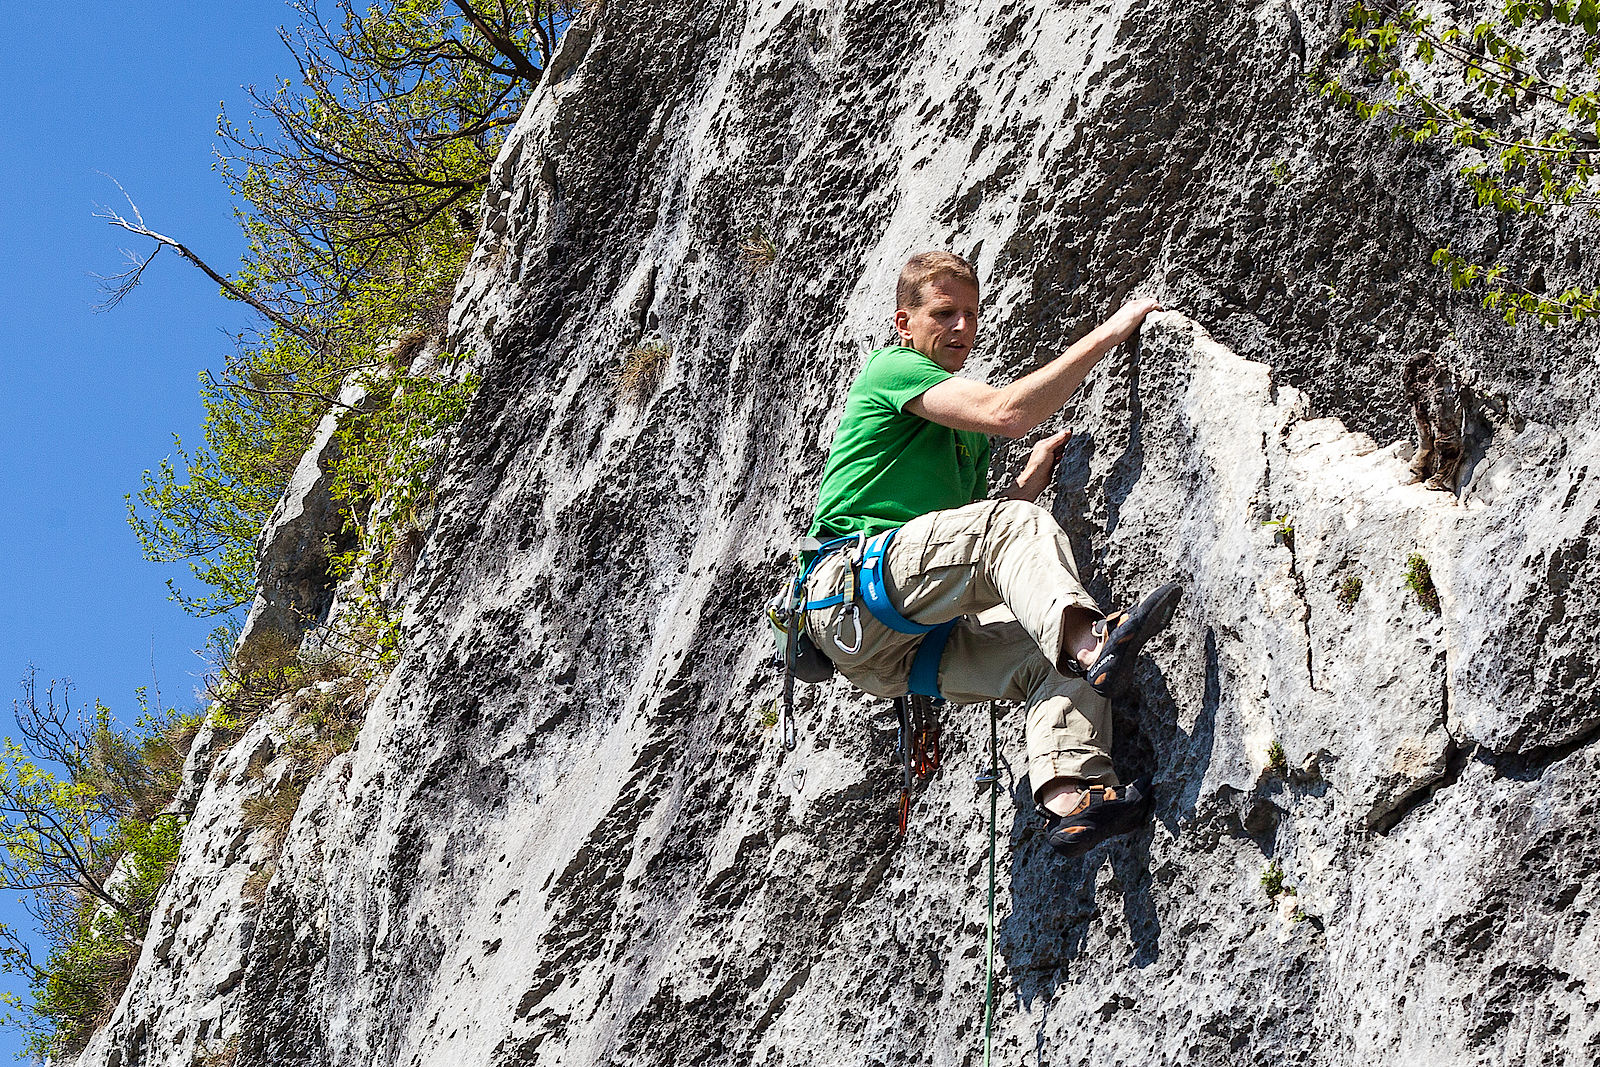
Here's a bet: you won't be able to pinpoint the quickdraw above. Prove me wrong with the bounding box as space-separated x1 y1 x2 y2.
895 693 943 835
910 697 941 776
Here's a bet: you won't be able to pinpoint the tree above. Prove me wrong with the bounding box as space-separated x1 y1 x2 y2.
0 670 198 1058
215 0 583 342
1319 0 1600 325
111 1 585 615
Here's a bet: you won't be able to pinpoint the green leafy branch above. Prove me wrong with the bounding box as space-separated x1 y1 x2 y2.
0 672 198 1058
326 361 480 667
1318 0 1600 324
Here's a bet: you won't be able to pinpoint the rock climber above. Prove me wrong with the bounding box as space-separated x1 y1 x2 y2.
798 250 1181 857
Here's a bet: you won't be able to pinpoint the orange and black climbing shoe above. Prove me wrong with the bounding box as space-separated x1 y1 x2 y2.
1076 582 1183 697
1041 780 1152 858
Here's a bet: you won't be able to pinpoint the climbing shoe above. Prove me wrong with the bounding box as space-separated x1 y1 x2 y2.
1041 780 1152 858
1077 582 1183 697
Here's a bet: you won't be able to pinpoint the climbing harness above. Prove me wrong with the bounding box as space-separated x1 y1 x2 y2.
767 527 962 752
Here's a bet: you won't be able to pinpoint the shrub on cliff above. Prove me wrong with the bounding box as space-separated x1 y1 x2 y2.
327 357 480 666
0 672 198 1059
1318 0 1600 325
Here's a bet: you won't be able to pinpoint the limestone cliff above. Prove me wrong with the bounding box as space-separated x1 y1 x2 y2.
70 2 1599 1065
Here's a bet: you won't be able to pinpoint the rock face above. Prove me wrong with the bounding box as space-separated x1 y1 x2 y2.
235 380 369 656
70 2 1600 1066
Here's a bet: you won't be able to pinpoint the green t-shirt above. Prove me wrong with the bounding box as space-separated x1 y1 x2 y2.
808 346 991 539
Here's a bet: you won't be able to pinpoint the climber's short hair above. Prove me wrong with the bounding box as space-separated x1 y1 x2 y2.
896 251 980 311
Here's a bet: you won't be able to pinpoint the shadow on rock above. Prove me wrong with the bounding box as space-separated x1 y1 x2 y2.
991 633 1220 1007
1148 626 1221 829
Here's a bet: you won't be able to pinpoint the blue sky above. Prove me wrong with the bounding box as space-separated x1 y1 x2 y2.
0 2 296 1055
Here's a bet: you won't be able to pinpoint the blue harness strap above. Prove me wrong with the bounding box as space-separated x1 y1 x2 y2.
909 618 958 700
860 530 938 635
863 529 958 701
793 527 960 701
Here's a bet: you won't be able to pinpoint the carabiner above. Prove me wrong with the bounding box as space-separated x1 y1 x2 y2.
835 603 862 654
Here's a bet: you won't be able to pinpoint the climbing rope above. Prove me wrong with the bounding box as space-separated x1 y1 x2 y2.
976 702 1001 1067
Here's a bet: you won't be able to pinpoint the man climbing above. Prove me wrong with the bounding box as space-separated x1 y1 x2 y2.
798 251 1180 857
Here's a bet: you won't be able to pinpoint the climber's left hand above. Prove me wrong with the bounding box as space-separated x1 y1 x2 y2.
1003 428 1072 502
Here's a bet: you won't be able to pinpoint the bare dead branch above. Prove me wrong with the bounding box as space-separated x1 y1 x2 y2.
91 246 162 312
92 181 326 354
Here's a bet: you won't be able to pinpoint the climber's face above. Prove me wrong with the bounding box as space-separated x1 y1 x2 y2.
895 277 980 372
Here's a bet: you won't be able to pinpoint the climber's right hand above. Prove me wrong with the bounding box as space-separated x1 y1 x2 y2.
1102 297 1163 344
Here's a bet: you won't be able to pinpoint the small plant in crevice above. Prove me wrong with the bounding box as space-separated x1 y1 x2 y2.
240 863 275 905
740 226 779 272
237 681 365 903
204 629 352 738
1260 861 1296 898
615 341 670 407
1263 514 1294 549
1336 575 1363 611
1266 158 1292 186
283 687 365 778
199 1035 241 1067
1266 740 1288 777
758 700 779 730
1404 553 1441 613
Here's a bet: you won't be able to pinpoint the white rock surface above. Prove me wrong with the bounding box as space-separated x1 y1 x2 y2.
236 380 369 653
69 2 1600 1065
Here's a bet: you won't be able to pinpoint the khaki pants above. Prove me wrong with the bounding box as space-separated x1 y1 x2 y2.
804 499 1116 798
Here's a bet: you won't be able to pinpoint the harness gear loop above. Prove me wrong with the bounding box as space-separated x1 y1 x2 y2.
779 560 803 751
781 609 798 751
774 536 829 752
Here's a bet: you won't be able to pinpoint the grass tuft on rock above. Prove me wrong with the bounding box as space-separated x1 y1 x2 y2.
615 341 670 406
740 227 778 272
241 780 305 845
1405 553 1440 613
